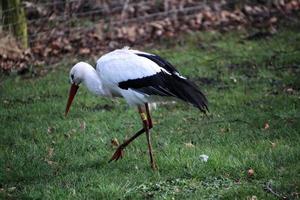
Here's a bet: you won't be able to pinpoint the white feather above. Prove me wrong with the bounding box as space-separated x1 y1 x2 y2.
70 49 180 106
96 49 168 105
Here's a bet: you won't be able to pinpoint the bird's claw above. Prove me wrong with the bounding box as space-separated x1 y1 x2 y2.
108 145 124 162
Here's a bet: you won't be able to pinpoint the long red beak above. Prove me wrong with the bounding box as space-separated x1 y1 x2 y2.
65 84 79 116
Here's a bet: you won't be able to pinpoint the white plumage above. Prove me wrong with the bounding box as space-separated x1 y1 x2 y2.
65 48 208 169
96 49 168 105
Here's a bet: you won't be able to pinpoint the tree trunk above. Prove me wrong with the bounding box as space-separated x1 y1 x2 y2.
1 0 28 48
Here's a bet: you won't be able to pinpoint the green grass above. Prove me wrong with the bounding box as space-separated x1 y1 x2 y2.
1 26 300 199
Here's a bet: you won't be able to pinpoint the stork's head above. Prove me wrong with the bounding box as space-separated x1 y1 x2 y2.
69 62 90 85
65 62 90 116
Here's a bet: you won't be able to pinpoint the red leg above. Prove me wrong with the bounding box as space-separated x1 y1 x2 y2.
144 103 157 170
108 105 153 163
108 127 145 162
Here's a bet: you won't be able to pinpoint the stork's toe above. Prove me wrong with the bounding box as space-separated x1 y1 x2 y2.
108 146 124 162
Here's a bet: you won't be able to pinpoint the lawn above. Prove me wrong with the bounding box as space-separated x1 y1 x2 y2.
1 26 300 199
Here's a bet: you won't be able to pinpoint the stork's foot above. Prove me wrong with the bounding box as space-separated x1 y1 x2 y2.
108 145 124 162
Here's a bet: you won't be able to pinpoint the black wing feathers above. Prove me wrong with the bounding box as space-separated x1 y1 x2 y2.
118 72 176 97
136 53 179 75
119 53 209 113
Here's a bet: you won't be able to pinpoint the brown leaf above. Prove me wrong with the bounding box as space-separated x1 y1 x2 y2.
51 39 63 50
150 21 164 29
111 138 119 147
79 48 91 55
269 17 278 24
195 13 203 25
126 26 137 42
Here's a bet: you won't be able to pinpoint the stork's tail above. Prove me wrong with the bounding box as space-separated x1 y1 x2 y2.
166 76 209 113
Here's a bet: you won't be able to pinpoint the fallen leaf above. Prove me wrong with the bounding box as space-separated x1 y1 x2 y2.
220 127 230 133
8 187 16 192
47 127 54 134
184 142 195 148
45 159 57 165
269 17 278 24
47 147 54 158
230 76 237 83
79 48 90 55
264 122 270 130
270 141 276 148
285 88 294 94
80 121 86 130
126 26 137 42
248 168 255 177
111 138 119 147
64 133 71 138
249 195 257 200
2 0 298 74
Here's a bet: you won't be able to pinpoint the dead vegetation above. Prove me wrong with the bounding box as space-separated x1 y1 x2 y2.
0 0 299 74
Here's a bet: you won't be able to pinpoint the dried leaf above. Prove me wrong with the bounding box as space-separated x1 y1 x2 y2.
184 142 195 148
80 121 86 130
2 0 299 73
264 122 270 130
230 76 237 83
111 138 119 147
270 141 276 148
285 87 294 94
47 127 54 134
8 187 16 192
79 48 91 55
126 26 137 42
248 168 255 177
47 147 54 158
249 195 258 200
45 160 57 165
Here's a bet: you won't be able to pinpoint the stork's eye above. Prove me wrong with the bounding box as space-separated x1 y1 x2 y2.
71 74 74 80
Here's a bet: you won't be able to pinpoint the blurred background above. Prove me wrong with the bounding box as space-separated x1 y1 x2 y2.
0 0 299 74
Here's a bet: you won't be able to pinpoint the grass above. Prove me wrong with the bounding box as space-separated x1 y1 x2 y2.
1 26 300 199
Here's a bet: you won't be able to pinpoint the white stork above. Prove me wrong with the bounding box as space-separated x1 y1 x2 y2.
65 48 208 170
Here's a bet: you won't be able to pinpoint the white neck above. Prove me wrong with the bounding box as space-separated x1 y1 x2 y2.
81 64 110 97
